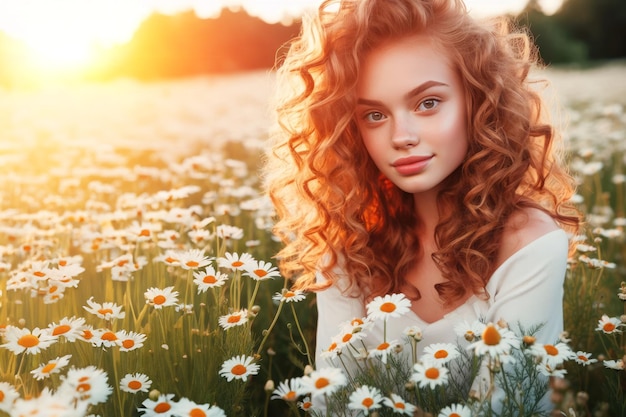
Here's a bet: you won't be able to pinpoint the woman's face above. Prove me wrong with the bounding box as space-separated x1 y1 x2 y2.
355 35 468 197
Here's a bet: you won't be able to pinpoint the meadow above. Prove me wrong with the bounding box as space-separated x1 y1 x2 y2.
0 63 624 417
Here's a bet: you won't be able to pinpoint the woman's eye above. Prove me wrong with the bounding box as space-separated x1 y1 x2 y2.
417 99 440 111
365 111 385 122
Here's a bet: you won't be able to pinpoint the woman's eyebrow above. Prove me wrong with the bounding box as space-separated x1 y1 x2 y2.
356 80 449 106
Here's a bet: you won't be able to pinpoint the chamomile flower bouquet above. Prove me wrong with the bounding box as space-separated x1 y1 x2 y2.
270 292 581 417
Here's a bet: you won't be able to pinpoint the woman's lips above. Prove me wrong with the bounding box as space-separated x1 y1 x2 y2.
392 155 433 175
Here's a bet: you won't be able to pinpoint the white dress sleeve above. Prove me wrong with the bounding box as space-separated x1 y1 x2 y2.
483 228 569 343
314 270 366 367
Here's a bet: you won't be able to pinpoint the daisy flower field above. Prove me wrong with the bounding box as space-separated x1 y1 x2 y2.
0 65 624 416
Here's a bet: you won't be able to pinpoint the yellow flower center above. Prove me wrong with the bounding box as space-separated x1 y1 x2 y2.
254 269 268 277
577 355 588 362
544 344 559 356
380 302 396 313
128 380 142 390
362 397 374 408
122 339 135 349
285 391 297 401
285 291 295 298
154 402 171 413
228 315 241 323
604 322 616 332
203 275 217 284
377 342 390 351
425 367 440 379
18 334 39 348
232 261 244 267
450 414 461 417
153 295 167 305
434 349 448 359
231 364 247 376
315 377 329 389
42 363 57 374
395 402 405 409
482 324 501 346
98 308 113 316
139 229 151 237
189 409 206 417
101 331 117 341
342 334 352 343
52 325 71 336
186 261 199 268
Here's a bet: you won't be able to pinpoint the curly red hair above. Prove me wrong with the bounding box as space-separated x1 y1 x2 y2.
264 0 580 305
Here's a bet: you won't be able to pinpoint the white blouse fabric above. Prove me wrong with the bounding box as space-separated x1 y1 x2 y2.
315 228 569 367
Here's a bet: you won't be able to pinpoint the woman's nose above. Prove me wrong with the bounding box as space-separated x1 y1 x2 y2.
391 116 419 149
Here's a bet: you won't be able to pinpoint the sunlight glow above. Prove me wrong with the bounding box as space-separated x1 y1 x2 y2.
0 0 565 77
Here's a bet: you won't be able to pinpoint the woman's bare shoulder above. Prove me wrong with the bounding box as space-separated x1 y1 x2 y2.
497 207 560 266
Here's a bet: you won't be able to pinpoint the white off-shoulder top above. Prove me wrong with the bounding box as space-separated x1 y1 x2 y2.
315 228 569 365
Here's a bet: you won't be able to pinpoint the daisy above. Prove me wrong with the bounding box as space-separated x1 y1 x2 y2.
319 340 343 362
78 325 96 343
243 260 281 281
117 330 147 352
596 314 623 334
366 293 411 321
11 388 88 417
138 393 177 417
126 221 160 242
0 381 19 413
467 322 519 359
145 286 179 309
218 309 249 330
420 343 460 365
529 342 574 367
438 403 473 417
298 367 347 398
382 393 416 416
298 396 313 412
187 229 213 246
177 249 213 270
91 328 121 348
219 355 260 382
83 297 126 321
603 359 625 370
348 385 383 415
403 325 423 342
119 373 152 393
574 351 598 366
536 363 568 378
411 362 449 389
193 266 228 293
31 354 72 380
217 252 255 271
173 397 227 417
159 250 181 267
368 340 399 364
271 378 302 401
216 224 244 240
47 316 86 342
272 289 307 303
58 366 113 406
454 320 486 342
0 325 56 355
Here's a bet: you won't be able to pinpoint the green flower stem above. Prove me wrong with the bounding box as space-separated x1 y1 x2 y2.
256 299 284 357
290 303 313 367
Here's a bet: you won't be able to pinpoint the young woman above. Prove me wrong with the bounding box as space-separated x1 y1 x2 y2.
265 0 580 409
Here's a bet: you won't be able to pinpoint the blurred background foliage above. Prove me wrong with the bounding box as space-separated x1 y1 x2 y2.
518 0 626 65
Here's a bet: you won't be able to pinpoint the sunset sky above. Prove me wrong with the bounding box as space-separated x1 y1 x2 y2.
0 0 564 74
